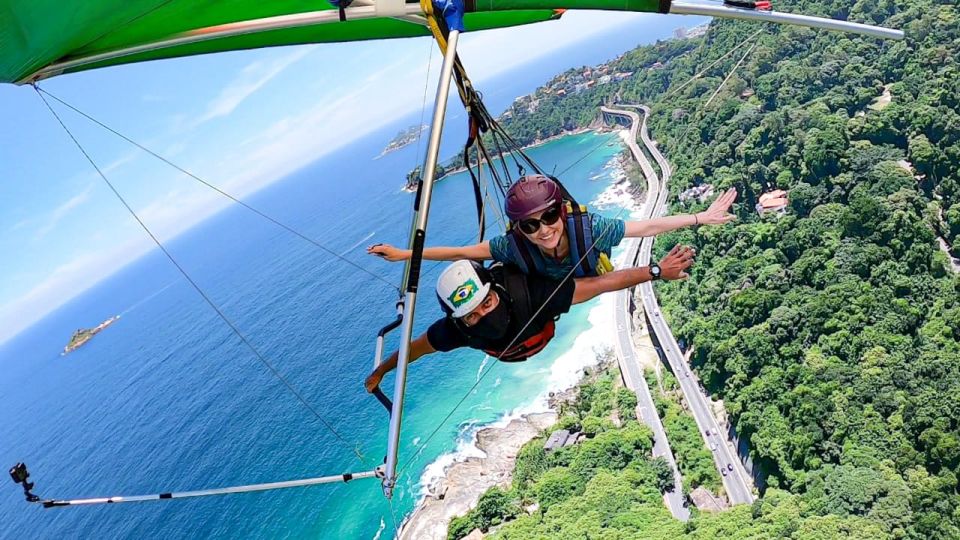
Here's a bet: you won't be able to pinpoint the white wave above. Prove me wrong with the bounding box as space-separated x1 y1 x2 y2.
340 231 377 255
120 281 177 316
416 422 489 503
590 161 644 216
371 518 385 540
476 355 490 382
412 436 421 446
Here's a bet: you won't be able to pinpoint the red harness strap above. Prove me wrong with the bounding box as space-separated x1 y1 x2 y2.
484 320 556 362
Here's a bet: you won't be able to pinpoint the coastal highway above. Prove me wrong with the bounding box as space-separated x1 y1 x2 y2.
606 105 755 506
602 106 689 521
613 239 689 521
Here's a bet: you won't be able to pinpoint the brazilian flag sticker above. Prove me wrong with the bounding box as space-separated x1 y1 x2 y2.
449 279 479 308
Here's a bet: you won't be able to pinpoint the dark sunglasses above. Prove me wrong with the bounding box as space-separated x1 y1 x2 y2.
517 205 563 235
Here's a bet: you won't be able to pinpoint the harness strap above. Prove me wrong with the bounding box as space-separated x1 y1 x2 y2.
484 320 555 362
484 266 554 361
328 0 353 21
565 203 597 277
506 230 543 276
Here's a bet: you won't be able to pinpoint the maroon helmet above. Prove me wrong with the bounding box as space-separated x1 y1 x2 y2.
505 175 562 221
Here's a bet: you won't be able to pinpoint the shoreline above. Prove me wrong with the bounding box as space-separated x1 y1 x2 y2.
397 406 562 540
397 143 642 539
400 127 607 192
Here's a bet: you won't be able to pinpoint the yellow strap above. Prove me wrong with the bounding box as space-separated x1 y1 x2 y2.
597 253 615 275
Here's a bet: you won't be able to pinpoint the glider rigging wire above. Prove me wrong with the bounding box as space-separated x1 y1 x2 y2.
33 86 367 465
34 86 400 294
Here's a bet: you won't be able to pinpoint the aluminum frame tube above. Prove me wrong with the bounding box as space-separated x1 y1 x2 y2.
382 29 462 499
39 470 379 507
670 1 904 40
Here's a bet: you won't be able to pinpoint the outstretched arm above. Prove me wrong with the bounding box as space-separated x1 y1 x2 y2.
365 333 437 392
367 242 493 263
572 245 695 304
624 188 738 237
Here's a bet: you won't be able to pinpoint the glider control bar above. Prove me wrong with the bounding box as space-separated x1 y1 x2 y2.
9 462 380 509
371 300 404 414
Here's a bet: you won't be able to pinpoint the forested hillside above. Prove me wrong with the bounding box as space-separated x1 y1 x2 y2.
489 1 960 538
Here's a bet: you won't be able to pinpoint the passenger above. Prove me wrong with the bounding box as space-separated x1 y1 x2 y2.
364 245 695 392
368 175 736 280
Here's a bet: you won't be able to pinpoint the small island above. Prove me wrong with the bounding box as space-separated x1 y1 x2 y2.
62 315 119 355
378 124 428 158
403 160 460 192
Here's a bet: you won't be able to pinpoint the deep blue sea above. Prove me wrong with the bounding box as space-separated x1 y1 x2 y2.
0 16 702 539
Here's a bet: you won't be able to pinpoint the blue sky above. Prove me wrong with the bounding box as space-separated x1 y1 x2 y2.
0 11 696 344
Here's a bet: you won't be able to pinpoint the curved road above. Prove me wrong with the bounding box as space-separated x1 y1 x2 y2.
604 106 689 521
604 105 755 506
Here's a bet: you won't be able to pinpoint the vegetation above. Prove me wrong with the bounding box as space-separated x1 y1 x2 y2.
446 367 677 539
448 365 896 539
655 370 724 493
446 0 960 537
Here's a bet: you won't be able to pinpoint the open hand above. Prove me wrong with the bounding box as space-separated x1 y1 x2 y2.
658 245 696 280
365 368 384 393
696 187 738 226
367 243 410 262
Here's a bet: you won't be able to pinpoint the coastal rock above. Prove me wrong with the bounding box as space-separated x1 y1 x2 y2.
399 412 557 540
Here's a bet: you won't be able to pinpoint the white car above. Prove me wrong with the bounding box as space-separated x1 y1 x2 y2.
710 443 718 451
721 468 728 477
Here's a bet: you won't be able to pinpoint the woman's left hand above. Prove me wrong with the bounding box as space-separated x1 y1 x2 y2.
697 187 738 225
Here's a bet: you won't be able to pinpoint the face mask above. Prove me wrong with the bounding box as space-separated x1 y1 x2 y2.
462 299 511 340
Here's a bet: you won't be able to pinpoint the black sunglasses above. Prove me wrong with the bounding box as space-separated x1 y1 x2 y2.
517 205 563 235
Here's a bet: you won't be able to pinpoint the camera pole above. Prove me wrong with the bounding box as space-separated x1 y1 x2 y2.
8 462 382 508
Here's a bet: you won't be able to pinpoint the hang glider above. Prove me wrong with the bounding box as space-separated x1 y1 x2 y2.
2 0 901 85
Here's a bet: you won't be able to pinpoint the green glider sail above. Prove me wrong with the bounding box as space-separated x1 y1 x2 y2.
0 0 671 84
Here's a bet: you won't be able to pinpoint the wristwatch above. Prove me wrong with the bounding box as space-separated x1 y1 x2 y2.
649 263 662 281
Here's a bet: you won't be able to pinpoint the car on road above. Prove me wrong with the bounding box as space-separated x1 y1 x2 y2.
721 468 728 477
704 429 711 437
727 463 734 472
710 443 718 451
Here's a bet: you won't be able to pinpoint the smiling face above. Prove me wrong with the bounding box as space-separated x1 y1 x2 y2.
519 205 565 251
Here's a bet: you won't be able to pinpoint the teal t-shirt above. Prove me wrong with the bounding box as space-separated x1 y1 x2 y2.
488 213 626 280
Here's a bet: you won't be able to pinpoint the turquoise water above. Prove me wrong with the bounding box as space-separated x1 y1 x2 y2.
0 126 633 538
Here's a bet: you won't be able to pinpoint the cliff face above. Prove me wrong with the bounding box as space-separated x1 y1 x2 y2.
399 412 557 540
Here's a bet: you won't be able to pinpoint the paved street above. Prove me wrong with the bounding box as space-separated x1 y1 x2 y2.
604 105 755 505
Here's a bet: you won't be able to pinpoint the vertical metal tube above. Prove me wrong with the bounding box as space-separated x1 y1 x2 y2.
382 29 462 499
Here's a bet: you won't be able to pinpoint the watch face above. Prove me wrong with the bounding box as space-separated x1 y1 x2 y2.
651 265 660 277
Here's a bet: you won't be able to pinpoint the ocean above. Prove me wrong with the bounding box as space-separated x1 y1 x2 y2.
0 16 698 539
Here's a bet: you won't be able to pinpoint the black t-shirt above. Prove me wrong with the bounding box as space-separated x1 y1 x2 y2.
426 269 575 355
